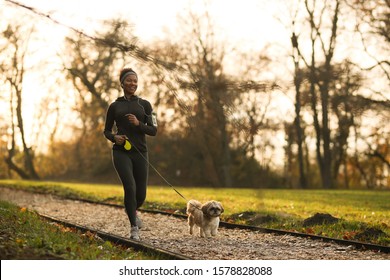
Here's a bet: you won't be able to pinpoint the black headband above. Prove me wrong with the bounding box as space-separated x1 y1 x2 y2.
120 70 137 84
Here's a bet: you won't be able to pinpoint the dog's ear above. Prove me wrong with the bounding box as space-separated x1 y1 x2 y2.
201 201 211 214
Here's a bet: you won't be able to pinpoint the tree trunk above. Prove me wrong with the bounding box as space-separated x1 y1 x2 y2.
5 151 30 179
15 89 40 179
293 62 307 188
194 95 222 187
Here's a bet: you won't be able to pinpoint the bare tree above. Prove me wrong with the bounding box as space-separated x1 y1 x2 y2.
174 10 233 187
349 0 390 181
145 8 278 187
0 23 39 179
288 0 342 188
349 0 390 81
290 18 308 188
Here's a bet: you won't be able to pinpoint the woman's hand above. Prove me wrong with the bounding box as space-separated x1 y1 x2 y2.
114 135 127 145
125 114 140 126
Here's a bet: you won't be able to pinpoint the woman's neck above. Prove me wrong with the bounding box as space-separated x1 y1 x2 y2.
124 93 135 100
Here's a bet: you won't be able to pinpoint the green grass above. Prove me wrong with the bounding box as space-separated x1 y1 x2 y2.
0 200 164 260
0 179 389 246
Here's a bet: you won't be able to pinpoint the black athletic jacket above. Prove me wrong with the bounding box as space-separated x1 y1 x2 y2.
104 95 157 153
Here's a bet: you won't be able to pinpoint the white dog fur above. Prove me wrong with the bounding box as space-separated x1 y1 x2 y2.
186 199 224 238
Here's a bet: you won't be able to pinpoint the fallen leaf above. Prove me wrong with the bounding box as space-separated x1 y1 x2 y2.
305 228 315 234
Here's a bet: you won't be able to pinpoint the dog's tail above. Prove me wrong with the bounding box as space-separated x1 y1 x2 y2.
186 199 202 215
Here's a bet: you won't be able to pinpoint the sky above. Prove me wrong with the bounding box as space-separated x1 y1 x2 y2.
4 0 287 47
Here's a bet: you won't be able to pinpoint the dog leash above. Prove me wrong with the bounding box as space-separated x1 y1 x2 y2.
142 153 189 202
120 137 211 214
121 137 190 203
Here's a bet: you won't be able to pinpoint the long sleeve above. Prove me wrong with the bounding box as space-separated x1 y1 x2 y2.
139 100 157 136
103 104 116 143
104 97 156 153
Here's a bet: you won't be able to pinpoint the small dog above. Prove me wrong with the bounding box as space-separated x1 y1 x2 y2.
186 199 224 238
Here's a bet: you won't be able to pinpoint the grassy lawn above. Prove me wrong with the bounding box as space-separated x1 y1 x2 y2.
0 200 163 260
0 179 389 246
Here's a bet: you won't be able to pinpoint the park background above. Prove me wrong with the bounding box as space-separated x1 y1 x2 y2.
0 0 389 190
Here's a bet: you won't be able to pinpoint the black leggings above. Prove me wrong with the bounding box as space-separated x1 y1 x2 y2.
112 149 148 226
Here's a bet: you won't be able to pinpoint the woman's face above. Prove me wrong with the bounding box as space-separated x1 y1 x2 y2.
123 74 138 95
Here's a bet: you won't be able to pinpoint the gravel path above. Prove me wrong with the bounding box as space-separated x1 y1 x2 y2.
1 188 388 260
